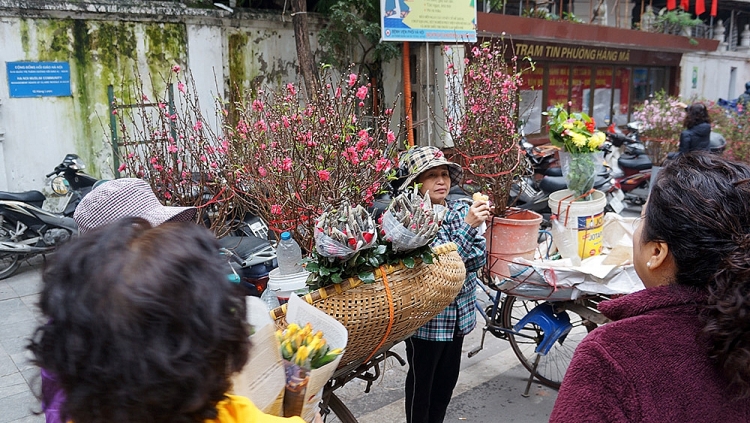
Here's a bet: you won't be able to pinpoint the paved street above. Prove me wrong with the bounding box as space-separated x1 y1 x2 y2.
0 256 45 423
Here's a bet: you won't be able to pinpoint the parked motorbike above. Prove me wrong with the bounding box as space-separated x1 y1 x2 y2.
610 123 726 205
0 154 97 279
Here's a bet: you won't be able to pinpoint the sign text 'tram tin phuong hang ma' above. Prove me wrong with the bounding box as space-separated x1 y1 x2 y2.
510 41 681 66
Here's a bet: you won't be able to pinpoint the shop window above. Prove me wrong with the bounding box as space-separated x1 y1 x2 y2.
632 68 649 105
519 65 544 134
547 64 570 109
593 67 613 127
571 66 592 114
649 68 667 96
614 67 631 125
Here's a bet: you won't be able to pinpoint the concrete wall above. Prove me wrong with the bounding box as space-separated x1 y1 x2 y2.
680 50 750 102
0 0 333 191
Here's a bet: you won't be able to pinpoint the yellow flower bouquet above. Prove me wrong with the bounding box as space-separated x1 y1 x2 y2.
545 105 606 197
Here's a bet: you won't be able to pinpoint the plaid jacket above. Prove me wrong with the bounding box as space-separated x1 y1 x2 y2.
413 200 486 341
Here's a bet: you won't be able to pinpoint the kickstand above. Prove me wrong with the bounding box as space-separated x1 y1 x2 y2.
521 354 542 397
467 327 488 358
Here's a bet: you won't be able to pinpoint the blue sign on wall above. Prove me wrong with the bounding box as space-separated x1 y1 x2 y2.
6 62 72 98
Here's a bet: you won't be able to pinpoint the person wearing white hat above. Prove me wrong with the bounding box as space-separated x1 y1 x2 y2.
73 178 198 234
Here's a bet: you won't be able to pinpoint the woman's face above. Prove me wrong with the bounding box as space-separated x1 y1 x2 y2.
416 165 451 205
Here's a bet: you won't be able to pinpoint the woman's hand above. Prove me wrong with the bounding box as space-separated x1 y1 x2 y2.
465 200 491 228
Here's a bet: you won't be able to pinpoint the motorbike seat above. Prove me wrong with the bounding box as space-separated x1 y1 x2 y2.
0 190 46 208
544 167 563 177
218 235 272 261
618 154 652 171
539 176 568 193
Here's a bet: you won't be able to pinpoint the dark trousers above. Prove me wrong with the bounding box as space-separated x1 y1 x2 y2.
404 334 464 423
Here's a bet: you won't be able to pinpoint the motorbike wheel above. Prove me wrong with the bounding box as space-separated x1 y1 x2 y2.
0 223 21 280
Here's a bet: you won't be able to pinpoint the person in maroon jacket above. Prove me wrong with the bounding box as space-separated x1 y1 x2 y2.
550 152 750 422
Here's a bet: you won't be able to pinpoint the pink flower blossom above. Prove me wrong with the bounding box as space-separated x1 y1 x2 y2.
150 157 158 164
177 82 186 93
172 65 181 73
168 145 178 153
193 121 203 131
252 99 264 112
335 87 342 98
282 116 290 128
118 163 127 172
348 73 358 87
271 204 282 215
375 158 390 172
317 170 331 181
281 157 292 172
356 86 368 100
200 155 207 163
387 131 396 143
254 120 267 131
258 167 267 177
287 83 297 95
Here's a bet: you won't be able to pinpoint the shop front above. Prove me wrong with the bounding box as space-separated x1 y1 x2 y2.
513 40 680 134
476 12 719 136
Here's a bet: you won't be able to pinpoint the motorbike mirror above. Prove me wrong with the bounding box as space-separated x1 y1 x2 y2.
51 176 70 195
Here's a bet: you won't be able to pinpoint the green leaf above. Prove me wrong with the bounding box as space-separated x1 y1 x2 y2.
319 266 331 276
358 271 375 283
374 244 387 255
331 273 343 284
403 257 416 268
305 262 320 272
421 252 434 264
368 256 382 268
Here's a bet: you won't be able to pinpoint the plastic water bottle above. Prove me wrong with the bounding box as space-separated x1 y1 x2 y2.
260 286 280 310
277 231 303 275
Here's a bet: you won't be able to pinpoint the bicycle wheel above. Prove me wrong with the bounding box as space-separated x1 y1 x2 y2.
501 295 598 389
321 393 358 423
0 222 21 280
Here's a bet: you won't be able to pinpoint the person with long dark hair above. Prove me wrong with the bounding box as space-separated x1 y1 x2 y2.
550 153 750 421
28 219 307 423
678 102 712 154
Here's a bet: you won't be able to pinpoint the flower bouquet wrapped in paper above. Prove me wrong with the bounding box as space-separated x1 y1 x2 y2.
314 201 377 260
381 188 446 252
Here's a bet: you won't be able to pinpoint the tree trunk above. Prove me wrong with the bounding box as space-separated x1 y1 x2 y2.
291 0 320 100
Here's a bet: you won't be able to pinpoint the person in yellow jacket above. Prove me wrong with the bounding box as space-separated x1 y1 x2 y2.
28 218 318 423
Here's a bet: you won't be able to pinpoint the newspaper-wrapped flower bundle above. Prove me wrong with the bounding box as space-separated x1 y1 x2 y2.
381 188 447 252
314 201 377 259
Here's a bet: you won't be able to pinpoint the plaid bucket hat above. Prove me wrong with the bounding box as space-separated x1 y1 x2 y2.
398 146 463 192
74 178 197 234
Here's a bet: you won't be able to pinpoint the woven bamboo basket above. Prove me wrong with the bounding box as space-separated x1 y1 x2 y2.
269 242 466 370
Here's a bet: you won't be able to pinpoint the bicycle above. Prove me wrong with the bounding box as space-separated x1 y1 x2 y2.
468 232 611 395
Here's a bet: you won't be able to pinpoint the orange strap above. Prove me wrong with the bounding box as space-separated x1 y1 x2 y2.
363 266 395 363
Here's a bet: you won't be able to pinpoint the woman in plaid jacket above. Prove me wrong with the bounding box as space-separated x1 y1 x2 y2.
397 146 490 423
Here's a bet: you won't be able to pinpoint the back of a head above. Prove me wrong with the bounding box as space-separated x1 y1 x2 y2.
684 102 710 129
745 81 750 92
644 153 750 398
29 218 250 423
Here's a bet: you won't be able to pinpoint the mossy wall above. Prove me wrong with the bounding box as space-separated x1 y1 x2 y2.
16 18 187 178
0 5 325 186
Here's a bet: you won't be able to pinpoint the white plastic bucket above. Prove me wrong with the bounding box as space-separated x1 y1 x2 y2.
267 268 310 304
548 189 607 259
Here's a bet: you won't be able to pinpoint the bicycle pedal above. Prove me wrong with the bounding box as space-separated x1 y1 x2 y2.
467 346 482 358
